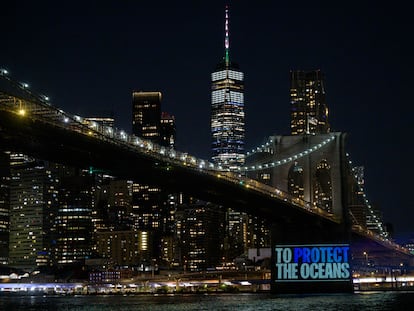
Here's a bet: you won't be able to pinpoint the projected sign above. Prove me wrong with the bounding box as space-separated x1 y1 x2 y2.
274 244 350 282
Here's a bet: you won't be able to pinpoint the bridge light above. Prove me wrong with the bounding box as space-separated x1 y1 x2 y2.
0 68 8 75
20 82 29 88
41 94 50 102
18 108 26 116
63 117 69 123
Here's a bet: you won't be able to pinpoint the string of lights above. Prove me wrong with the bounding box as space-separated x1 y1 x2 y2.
240 135 336 172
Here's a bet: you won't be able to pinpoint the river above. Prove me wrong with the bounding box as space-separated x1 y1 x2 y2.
1 292 414 310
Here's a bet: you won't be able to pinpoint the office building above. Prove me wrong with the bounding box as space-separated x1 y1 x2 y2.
9 156 59 270
132 91 162 142
160 112 176 148
210 5 255 259
175 200 225 271
211 5 245 170
290 70 330 135
131 92 177 263
54 168 94 266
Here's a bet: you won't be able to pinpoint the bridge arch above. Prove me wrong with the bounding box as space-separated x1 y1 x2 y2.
313 158 333 213
287 161 304 200
245 133 346 221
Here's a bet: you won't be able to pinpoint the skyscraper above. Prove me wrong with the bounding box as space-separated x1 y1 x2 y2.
160 112 176 148
9 156 59 270
132 91 162 142
210 5 253 261
211 5 245 170
290 70 330 135
131 91 176 264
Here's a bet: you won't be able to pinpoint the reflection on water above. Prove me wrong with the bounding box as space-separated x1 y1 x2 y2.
1 292 414 311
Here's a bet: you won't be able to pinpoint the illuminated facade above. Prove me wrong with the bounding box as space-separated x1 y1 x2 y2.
84 116 115 129
95 230 145 266
54 170 94 266
290 70 330 135
9 156 59 269
175 200 225 271
211 6 245 169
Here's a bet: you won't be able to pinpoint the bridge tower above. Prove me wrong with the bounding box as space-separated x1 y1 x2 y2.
246 132 348 222
246 132 354 293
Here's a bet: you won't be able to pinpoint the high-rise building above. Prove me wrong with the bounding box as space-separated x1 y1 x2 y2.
175 199 225 272
210 5 255 261
290 70 330 135
131 92 176 264
0 152 10 265
160 112 176 148
9 156 59 270
211 5 245 170
54 168 94 266
132 91 162 142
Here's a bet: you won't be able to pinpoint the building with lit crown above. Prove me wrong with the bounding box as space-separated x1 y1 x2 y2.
211 6 245 170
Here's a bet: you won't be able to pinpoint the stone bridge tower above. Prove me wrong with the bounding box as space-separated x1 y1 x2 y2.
245 132 348 223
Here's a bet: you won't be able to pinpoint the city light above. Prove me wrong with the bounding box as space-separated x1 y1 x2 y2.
1 57 411 295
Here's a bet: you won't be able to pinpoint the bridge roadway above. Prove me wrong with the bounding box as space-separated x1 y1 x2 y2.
0 74 412 263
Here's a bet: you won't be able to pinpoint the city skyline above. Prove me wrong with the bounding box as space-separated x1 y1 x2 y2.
1 1 413 235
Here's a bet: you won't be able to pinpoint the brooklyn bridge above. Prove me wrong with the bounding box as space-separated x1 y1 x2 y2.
0 71 412 293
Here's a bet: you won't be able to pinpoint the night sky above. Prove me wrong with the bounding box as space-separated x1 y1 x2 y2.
1 1 413 236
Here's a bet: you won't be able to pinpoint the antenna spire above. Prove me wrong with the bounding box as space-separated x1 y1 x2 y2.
224 4 230 66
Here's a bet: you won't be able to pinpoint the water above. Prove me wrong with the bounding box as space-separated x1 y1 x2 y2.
1 292 414 310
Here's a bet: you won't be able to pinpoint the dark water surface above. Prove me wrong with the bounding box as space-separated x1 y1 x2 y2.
1 292 414 310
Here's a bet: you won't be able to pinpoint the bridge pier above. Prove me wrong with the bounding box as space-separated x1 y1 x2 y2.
270 217 354 294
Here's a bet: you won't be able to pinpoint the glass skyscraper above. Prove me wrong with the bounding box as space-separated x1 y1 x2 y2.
211 6 245 170
290 70 330 135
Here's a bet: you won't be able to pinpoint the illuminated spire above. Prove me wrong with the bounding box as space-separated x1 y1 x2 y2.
224 4 230 66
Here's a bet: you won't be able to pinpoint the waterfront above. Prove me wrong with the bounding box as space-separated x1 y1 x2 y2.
1 292 414 310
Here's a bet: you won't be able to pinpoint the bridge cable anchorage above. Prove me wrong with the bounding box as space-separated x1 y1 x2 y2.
241 135 336 172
